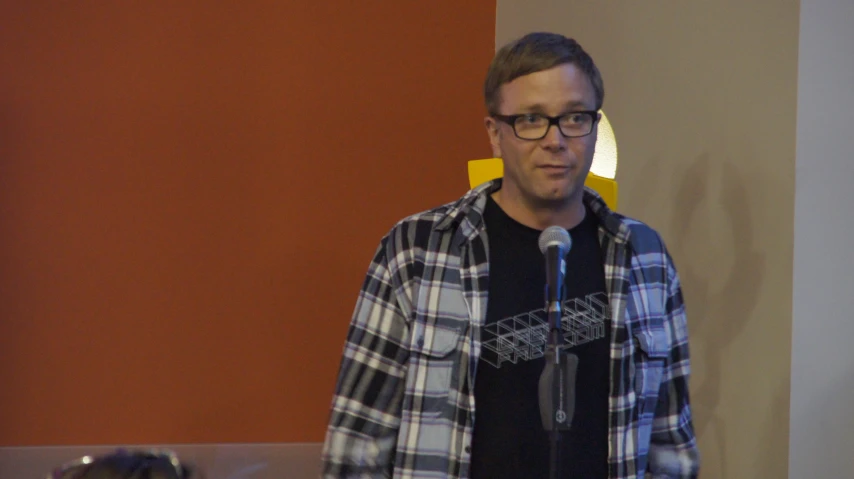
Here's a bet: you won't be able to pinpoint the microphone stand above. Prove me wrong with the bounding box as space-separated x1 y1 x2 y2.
538 287 578 479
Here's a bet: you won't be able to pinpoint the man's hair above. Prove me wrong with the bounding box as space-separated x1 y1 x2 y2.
51 450 197 479
484 32 605 115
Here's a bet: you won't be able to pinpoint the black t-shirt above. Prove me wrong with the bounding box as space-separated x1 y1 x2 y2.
470 195 611 479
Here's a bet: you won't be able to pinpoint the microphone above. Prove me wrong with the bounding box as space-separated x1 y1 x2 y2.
538 226 572 333
537 226 577 479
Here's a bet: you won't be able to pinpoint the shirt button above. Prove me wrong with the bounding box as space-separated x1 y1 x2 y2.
416 336 425 347
464 445 471 454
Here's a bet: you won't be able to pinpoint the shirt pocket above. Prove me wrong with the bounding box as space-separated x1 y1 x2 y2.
633 328 670 414
632 328 670 457
407 321 464 420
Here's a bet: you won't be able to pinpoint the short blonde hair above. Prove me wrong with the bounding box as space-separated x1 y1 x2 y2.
484 32 605 115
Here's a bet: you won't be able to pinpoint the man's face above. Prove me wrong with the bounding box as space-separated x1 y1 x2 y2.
485 63 599 209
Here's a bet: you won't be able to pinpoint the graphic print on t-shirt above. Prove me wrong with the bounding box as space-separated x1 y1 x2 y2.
480 292 609 369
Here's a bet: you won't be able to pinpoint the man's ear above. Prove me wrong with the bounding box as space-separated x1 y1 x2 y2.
591 112 602 139
484 116 502 158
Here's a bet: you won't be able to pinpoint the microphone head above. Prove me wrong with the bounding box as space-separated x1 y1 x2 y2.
538 225 572 255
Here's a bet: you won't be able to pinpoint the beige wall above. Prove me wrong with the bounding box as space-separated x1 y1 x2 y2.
497 2 799 478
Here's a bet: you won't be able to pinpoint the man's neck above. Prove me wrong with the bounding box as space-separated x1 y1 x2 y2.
490 189 586 231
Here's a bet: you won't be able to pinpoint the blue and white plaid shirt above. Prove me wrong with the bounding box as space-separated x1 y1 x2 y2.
322 179 700 478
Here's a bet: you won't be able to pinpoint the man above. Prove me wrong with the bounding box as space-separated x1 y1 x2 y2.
47 449 197 479
321 32 700 478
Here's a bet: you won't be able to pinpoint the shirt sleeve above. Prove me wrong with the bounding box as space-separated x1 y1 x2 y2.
320 235 412 478
648 252 701 478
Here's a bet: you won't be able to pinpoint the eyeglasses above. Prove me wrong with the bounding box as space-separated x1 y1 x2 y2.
492 111 599 140
46 449 188 479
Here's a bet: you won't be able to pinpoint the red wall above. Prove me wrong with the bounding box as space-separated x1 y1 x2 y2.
0 2 495 445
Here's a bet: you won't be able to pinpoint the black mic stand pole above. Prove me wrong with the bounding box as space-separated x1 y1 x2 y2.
538 286 578 479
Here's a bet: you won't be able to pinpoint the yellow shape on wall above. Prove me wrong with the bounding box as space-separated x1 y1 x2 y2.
467 158 619 211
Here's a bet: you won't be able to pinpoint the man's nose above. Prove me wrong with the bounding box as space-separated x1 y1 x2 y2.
541 123 567 150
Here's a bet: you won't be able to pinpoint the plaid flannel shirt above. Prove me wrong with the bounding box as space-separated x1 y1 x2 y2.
321 179 700 478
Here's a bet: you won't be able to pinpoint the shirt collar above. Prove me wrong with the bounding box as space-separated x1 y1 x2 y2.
434 178 631 243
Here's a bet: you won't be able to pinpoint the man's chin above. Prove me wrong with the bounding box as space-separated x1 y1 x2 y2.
530 189 576 209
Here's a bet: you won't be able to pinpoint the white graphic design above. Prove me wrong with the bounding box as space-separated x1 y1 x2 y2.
481 292 609 368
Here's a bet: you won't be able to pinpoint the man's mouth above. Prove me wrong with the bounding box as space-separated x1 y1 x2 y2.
538 164 572 172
